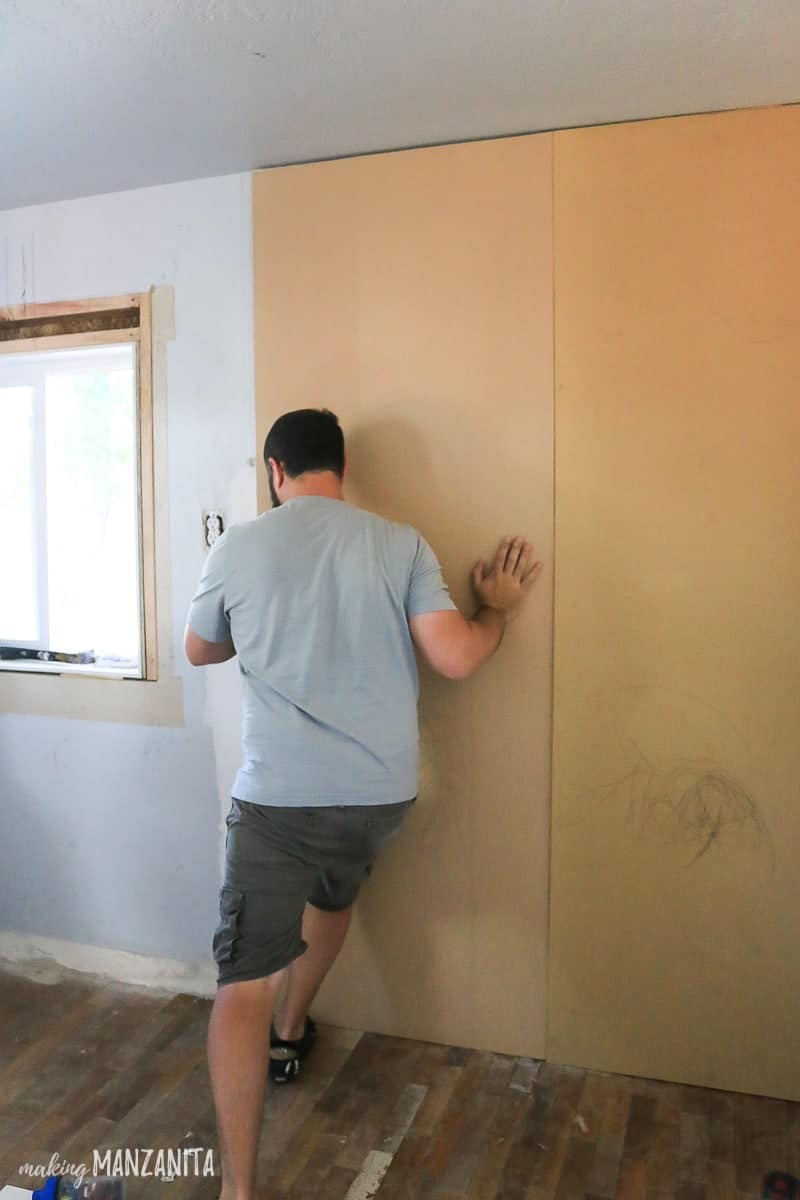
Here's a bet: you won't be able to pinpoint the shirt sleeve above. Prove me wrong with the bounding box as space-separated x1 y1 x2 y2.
186 531 231 643
405 529 458 618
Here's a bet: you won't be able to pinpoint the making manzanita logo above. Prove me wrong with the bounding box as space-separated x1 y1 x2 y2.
19 1148 216 1186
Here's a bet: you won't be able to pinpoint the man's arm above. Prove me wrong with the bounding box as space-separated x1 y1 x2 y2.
408 605 507 681
185 530 236 666
409 535 541 680
184 626 236 666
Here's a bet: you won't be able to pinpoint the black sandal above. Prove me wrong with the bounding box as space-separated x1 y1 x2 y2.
269 1016 317 1084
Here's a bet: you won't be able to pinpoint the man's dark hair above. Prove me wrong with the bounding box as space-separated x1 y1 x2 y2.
263 408 345 479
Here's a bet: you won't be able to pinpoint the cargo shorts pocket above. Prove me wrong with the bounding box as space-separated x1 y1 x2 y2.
212 886 244 965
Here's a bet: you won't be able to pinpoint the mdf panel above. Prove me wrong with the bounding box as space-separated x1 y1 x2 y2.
253 134 553 1055
550 106 800 1097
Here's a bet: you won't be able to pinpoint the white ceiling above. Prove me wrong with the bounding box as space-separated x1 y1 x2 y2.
2 0 799 211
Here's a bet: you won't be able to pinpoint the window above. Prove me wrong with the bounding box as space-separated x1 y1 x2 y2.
0 295 156 679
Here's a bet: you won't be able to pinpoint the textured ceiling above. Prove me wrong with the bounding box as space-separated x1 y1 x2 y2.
2 0 799 210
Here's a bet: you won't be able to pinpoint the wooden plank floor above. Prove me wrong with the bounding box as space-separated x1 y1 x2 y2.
0 968 798 1199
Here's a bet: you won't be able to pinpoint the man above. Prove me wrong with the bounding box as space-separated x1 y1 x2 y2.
185 408 541 1200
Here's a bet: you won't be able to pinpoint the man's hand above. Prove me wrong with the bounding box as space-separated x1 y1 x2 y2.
471 535 542 621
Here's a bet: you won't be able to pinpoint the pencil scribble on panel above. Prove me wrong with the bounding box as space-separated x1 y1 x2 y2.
598 745 769 867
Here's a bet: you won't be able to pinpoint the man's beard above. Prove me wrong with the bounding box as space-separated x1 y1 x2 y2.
268 470 281 509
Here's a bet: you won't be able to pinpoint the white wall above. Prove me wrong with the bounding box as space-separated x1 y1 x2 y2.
0 174 256 968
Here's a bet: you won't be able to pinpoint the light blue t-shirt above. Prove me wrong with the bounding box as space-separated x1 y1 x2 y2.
187 495 458 806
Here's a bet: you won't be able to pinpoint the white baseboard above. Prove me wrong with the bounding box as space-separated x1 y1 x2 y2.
0 931 216 997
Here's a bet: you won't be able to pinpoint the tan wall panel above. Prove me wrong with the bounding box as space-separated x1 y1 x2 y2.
550 106 800 1097
253 134 553 1055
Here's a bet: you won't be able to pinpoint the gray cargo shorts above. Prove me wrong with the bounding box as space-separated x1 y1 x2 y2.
213 796 416 986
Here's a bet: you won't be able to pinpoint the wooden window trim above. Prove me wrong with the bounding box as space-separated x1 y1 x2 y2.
137 292 157 680
0 291 158 681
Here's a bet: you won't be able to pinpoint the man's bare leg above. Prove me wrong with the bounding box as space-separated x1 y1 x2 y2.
208 971 286 1200
273 903 352 1040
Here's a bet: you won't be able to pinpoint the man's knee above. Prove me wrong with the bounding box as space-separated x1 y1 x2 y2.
216 967 288 995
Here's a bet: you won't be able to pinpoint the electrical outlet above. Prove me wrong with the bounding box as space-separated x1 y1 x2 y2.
203 511 224 549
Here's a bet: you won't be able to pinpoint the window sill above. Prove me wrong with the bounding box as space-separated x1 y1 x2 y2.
0 660 140 679
0 666 184 725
